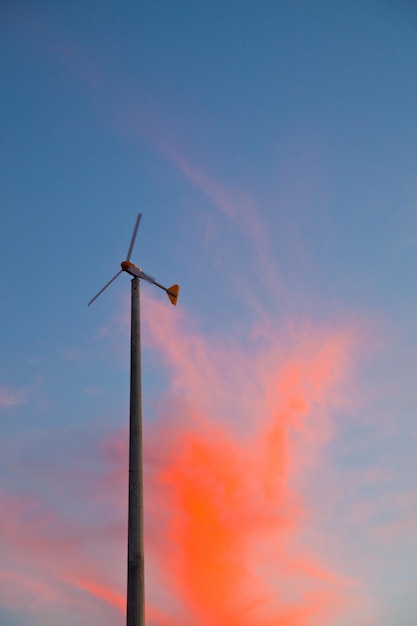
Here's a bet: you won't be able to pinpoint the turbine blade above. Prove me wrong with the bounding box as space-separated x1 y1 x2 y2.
139 270 156 285
88 270 123 306
126 213 142 261
150 277 180 306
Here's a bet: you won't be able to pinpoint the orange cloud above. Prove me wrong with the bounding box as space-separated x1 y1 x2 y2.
0 289 365 626
0 486 126 622
141 294 361 625
64 576 125 613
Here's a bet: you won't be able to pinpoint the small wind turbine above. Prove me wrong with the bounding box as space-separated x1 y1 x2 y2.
88 213 179 307
88 213 179 626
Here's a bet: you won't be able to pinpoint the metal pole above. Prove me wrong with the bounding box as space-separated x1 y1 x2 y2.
126 277 144 626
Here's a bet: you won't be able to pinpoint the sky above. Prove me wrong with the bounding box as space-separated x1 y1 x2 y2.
1 1 417 624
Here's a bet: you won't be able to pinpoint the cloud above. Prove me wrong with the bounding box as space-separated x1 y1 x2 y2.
0 292 369 625
0 427 128 624
0 386 27 408
8 9 282 300
83 386 103 395
0 22 372 620
140 293 363 625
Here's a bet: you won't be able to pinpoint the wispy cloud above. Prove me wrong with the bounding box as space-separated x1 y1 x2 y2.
0 481 125 624
1 16 389 624
0 386 27 408
140 293 363 625
0 293 369 625
9 11 282 300
157 145 283 297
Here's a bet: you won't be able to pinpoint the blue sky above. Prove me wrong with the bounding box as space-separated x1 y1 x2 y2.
1 2 417 625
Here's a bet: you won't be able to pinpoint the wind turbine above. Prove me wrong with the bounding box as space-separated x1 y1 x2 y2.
88 213 179 626
88 213 179 307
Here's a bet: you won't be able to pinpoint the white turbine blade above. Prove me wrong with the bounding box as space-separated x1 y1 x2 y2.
126 213 142 261
139 269 156 285
88 270 123 306
142 272 180 306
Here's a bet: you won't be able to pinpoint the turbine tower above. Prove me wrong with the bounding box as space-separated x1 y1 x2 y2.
88 214 179 626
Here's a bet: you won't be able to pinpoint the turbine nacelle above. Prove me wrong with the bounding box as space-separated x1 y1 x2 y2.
121 260 145 277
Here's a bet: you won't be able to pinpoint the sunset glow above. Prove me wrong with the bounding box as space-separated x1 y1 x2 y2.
2 2 417 624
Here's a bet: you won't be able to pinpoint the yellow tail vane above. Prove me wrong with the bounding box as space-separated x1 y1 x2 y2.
167 284 180 306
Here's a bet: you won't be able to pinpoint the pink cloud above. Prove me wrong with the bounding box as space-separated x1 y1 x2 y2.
3 11 408 625
12 13 282 297
0 482 126 622
0 386 27 408
153 144 283 297
0 291 371 625
139 293 365 625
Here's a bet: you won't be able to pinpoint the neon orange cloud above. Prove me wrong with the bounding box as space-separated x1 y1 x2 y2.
141 294 360 625
0 294 365 625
